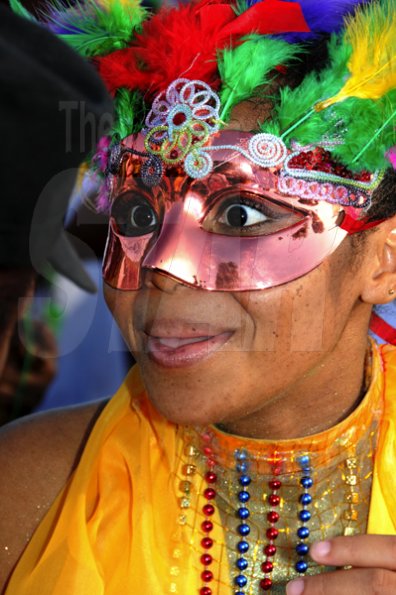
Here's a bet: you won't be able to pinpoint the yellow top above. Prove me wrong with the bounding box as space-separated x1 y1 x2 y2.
6 344 396 595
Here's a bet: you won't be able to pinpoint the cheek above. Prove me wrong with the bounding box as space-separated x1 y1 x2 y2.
103 284 139 350
235 247 357 355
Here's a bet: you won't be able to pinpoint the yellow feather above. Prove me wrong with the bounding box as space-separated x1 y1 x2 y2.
316 0 396 111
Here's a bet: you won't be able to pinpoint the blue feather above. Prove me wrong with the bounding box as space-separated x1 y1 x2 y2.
245 0 369 41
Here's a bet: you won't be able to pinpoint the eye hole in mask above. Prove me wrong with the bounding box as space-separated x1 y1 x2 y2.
111 192 159 237
202 191 306 237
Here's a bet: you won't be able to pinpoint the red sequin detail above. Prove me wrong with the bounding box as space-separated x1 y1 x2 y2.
203 446 213 456
288 147 371 182
269 480 281 490
200 587 212 595
201 537 214 549
201 520 213 533
201 570 214 583
260 577 273 591
268 494 280 506
264 544 277 557
204 488 216 500
267 511 280 523
201 553 213 566
266 527 279 540
261 561 274 573
205 471 217 483
203 504 215 516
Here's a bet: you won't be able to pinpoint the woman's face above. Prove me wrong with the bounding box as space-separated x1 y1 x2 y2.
104 227 374 434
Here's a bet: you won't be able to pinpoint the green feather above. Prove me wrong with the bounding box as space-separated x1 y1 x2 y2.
218 36 300 122
267 34 351 144
112 89 146 141
42 0 147 57
9 0 36 21
331 90 396 171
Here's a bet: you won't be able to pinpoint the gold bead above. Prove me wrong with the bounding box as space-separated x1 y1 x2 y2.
344 509 358 521
178 514 187 526
179 497 190 509
346 492 359 504
345 457 357 469
344 527 355 536
345 475 357 486
183 464 197 476
184 445 199 457
179 480 192 494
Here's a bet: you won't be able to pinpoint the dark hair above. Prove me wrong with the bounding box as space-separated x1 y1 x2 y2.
366 168 396 222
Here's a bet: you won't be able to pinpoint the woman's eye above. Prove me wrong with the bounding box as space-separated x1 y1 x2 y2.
130 204 156 229
202 194 305 237
111 194 158 237
219 204 268 228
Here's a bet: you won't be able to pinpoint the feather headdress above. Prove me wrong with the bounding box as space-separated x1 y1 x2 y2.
11 0 395 178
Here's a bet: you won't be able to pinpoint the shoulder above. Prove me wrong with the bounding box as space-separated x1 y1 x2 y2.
0 399 107 592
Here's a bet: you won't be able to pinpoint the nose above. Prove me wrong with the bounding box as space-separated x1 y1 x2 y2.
142 268 184 294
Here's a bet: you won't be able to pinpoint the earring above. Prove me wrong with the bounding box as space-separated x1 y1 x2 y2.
389 288 395 296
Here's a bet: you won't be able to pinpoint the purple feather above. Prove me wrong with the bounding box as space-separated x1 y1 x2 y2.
247 0 369 42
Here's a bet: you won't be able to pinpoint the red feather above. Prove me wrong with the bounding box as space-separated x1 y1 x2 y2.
97 0 310 97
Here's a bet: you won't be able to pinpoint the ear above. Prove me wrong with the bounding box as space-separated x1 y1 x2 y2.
361 216 396 305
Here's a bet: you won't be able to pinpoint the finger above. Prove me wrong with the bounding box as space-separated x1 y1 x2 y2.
309 535 396 570
286 568 396 595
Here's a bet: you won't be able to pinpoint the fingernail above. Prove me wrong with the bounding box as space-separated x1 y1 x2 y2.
286 578 305 595
311 540 331 559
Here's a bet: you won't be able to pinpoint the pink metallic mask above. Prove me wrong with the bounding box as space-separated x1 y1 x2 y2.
103 131 363 292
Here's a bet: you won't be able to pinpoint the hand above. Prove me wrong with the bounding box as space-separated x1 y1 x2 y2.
286 535 396 594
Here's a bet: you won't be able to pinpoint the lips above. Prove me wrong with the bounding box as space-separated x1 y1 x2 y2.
142 320 233 368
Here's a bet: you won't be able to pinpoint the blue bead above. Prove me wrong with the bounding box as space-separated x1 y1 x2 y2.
238 507 250 520
238 523 251 536
235 592 245 595
297 455 310 466
239 475 252 487
297 526 310 539
236 461 249 473
302 466 312 475
238 490 250 503
296 543 309 556
300 476 313 489
299 509 311 522
234 575 248 588
238 540 249 553
299 493 312 505
235 449 248 461
295 560 308 573
236 557 248 571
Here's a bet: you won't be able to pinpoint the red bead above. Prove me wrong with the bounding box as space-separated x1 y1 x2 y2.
203 446 213 456
207 459 216 469
204 488 216 500
200 588 212 595
264 544 277 557
266 527 279 540
201 570 213 582
203 504 215 516
200 553 213 566
201 520 213 533
201 537 213 549
260 577 273 591
267 511 279 523
268 494 280 506
261 561 274 573
205 471 217 484
269 480 281 490
273 466 282 476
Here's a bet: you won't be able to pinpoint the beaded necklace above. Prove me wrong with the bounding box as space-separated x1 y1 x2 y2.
176 351 382 594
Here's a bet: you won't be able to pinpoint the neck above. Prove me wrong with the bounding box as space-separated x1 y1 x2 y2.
218 319 372 441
